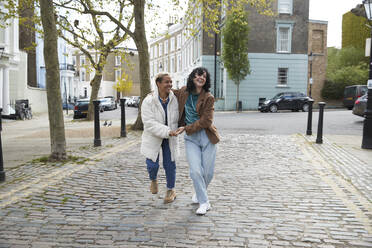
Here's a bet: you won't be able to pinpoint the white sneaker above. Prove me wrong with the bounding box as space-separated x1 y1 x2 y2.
192 194 198 204
196 202 211 215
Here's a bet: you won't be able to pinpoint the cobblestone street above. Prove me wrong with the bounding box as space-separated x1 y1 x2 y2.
0 131 371 247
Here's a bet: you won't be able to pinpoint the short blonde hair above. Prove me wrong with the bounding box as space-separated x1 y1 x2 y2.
155 73 170 85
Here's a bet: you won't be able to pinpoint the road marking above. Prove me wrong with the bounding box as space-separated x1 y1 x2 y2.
296 135 372 234
0 139 140 208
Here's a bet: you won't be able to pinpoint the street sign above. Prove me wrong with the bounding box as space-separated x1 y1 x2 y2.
368 79 372 89
366 38 371 57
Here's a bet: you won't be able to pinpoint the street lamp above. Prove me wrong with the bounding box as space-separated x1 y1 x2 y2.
308 51 313 98
362 0 372 149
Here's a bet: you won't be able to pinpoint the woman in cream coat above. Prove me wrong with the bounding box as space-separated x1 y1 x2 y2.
140 73 183 203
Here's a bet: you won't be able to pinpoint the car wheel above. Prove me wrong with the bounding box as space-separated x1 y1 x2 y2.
302 103 309 112
347 106 353 110
269 104 278 113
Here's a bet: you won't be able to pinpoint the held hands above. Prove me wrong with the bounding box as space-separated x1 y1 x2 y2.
169 126 185 137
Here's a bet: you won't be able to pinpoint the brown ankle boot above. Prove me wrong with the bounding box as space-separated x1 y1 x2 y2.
150 180 158 194
164 189 176 203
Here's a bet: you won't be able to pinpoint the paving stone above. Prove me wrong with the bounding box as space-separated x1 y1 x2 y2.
0 132 371 247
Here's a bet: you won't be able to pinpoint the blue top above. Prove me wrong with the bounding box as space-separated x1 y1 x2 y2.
158 96 169 126
185 93 200 125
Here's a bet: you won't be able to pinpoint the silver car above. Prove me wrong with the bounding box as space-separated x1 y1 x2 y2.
352 94 367 117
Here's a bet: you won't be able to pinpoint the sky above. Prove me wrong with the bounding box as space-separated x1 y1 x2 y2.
309 0 363 48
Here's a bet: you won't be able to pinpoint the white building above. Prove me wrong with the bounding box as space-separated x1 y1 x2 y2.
0 2 28 116
149 20 203 90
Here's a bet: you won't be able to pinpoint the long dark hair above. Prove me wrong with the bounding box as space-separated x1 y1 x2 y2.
186 67 211 93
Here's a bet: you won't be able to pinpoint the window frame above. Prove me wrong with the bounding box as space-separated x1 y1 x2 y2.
276 22 293 53
277 67 289 86
278 0 293 15
115 69 121 82
165 40 169 54
115 55 121 66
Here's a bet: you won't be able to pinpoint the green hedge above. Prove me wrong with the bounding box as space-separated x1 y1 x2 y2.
322 65 368 100
342 12 370 49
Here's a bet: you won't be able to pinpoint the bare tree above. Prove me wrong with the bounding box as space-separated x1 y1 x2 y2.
39 0 66 160
54 0 134 120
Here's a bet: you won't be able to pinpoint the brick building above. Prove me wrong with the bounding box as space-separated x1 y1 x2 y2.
308 20 328 104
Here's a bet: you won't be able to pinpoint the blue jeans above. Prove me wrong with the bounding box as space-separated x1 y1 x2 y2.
184 129 217 204
146 139 176 189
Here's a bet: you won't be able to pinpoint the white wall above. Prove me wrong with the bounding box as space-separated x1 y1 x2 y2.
25 86 47 113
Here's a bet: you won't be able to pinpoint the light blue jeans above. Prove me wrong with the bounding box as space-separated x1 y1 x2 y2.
184 129 217 204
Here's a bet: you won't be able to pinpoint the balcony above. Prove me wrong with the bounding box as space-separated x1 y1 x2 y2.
60 63 75 71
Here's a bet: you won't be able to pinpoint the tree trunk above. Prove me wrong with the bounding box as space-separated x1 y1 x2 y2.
39 0 66 160
87 73 103 120
236 80 240 112
131 0 151 130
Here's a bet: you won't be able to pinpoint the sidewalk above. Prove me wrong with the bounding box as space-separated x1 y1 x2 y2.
0 126 371 247
2 112 135 169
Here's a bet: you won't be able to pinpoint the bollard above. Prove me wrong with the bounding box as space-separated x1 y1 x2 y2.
0 108 5 182
306 99 314 135
93 100 101 147
316 102 326 144
120 98 127 137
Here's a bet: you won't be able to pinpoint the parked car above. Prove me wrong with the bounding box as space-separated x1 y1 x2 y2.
343 85 368 110
99 97 117 111
73 99 90 119
352 94 368 117
73 99 103 119
128 96 140 107
258 92 312 113
62 102 74 110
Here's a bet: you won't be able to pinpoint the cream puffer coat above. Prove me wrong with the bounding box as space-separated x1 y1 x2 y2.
140 89 179 162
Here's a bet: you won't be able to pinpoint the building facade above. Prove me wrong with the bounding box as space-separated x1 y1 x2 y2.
149 21 205 90
149 0 312 110
74 48 140 100
308 20 328 104
0 2 28 116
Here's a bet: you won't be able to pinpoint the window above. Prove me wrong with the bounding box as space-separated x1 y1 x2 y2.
165 40 169 54
115 55 121 66
177 54 181 72
278 68 288 85
312 30 324 54
159 42 163 56
171 56 175 73
165 58 168 72
276 23 292 53
72 56 76 65
115 69 121 82
155 44 158 57
171 37 175 51
80 55 86 66
80 69 86 81
278 0 292 14
177 34 181 49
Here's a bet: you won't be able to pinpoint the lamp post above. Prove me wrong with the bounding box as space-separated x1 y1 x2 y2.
308 51 313 98
214 29 218 98
362 0 372 149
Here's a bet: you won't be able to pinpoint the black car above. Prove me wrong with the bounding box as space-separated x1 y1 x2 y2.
73 99 103 119
259 92 311 113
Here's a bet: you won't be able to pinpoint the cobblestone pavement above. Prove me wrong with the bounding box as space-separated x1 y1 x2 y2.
0 131 371 247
